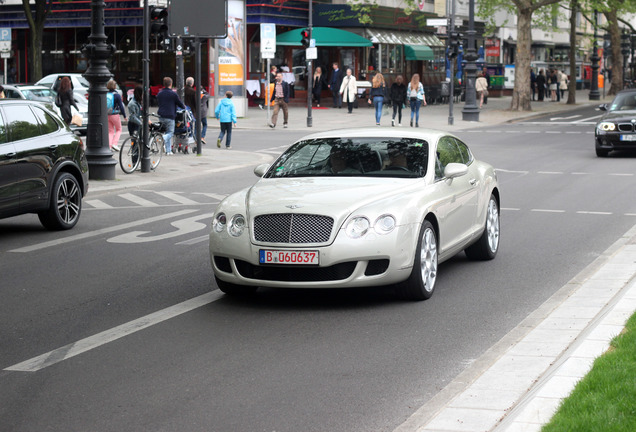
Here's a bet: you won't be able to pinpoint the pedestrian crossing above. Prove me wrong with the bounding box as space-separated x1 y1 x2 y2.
84 190 227 210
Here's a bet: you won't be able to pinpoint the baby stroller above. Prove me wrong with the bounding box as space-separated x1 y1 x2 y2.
173 106 195 154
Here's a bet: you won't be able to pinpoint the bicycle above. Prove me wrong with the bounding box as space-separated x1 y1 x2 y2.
119 118 166 174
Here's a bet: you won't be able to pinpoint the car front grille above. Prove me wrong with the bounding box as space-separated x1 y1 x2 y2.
235 259 356 282
617 123 634 132
253 213 334 244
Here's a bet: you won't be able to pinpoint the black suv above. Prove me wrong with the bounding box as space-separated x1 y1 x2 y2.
0 100 88 229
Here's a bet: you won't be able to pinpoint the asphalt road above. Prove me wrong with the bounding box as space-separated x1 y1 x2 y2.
1 105 635 432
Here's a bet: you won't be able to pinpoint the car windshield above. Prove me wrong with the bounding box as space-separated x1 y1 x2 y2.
22 88 54 100
609 92 636 111
265 137 429 178
76 76 90 88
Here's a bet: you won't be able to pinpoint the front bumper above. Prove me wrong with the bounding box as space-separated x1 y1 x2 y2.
595 132 636 151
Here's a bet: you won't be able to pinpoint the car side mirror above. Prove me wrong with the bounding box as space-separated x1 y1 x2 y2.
254 164 270 177
598 103 608 111
444 163 468 179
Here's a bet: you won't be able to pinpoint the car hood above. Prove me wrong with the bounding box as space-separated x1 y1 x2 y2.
245 177 422 219
599 111 636 122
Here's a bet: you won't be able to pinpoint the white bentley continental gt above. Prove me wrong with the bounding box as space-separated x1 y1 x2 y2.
209 128 500 300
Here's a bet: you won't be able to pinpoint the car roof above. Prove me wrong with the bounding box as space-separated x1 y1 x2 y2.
295 127 453 143
8 84 50 90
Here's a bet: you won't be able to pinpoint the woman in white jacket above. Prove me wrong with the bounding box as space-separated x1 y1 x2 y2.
475 72 489 109
339 68 358 113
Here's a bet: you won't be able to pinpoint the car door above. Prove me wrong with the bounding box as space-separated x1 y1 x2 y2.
5 104 59 212
432 136 480 255
0 111 19 216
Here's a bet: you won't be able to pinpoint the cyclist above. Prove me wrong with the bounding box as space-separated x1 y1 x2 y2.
126 85 143 167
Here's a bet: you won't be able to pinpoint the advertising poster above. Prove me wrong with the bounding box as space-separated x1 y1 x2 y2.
218 0 244 94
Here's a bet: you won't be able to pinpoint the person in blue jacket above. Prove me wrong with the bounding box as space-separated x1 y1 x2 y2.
215 91 238 149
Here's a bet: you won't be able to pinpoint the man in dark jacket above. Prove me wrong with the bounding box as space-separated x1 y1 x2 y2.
184 76 197 117
157 76 185 155
269 72 290 128
329 62 343 108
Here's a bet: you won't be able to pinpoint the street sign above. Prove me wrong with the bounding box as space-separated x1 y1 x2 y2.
0 28 10 42
427 18 463 27
0 41 10 51
260 23 276 54
1 52 9 59
306 47 317 60
262 52 275 59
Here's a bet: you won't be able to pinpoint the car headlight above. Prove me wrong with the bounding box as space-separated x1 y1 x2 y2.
228 214 246 237
345 217 370 239
375 215 396 234
597 122 616 131
212 212 227 233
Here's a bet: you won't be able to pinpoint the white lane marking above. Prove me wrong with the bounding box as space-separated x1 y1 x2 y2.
546 131 562 134
524 121 595 125
550 114 581 121
572 172 589 175
9 209 197 253
566 131 582 134
538 171 563 175
84 199 113 209
608 173 634 177
107 212 213 244
573 114 603 123
176 235 209 245
119 193 160 207
4 291 223 372
532 209 566 213
525 130 541 133
577 211 613 215
501 208 520 211
155 191 200 205
626 213 636 217
206 164 255 173
193 192 227 201
495 169 529 174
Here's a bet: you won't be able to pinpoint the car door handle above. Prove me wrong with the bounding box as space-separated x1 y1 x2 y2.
49 145 58 149
5 152 16 158
469 178 477 186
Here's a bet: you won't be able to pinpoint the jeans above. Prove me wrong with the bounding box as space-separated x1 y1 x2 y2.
410 98 422 123
373 96 383 124
201 117 207 139
332 89 341 107
218 122 233 147
392 104 402 123
160 117 175 153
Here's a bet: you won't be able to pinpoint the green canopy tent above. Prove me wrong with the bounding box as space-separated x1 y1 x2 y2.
276 27 373 47
404 44 435 61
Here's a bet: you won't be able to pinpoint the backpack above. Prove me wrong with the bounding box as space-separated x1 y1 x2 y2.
106 92 118 115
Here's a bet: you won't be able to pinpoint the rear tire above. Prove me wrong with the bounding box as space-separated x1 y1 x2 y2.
215 276 258 296
119 136 140 174
465 194 500 260
38 172 82 230
149 133 164 170
396 220 438 301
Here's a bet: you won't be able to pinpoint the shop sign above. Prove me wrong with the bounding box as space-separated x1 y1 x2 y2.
485 38 500 57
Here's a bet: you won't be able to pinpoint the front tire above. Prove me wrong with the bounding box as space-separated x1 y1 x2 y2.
595 146 609 157
215 276 258 296
150 134 164 170
38 172 83 230
396 220 438 301
465 194 500 260
119 136 140 174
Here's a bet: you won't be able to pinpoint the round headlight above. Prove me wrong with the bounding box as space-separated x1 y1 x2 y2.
212 212 227 233
345 217 370 239
598 122 616 131
228 214 246 237
375 215 396 234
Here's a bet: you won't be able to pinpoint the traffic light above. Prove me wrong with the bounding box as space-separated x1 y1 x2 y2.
448 31 463 58
300 29 310 48
150 6 169 39
621 31 631 57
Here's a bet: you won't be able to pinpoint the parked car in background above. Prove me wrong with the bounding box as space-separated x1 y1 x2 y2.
0 99 89 230
595 89 636 157
209 128 500 301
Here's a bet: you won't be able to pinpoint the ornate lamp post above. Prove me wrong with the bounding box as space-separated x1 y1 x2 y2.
589 10 600 101
462 0 479 122
82 0 116 180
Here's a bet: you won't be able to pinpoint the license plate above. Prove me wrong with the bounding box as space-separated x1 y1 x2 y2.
259 249 319 265
620 134 636 141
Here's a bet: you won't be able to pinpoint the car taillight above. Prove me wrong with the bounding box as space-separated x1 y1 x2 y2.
84 93 89 100
79 137 85 150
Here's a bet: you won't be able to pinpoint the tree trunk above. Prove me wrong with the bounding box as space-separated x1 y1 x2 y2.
511 7 533 111
22 0 48 82
566 0 577 104
606 10 623 95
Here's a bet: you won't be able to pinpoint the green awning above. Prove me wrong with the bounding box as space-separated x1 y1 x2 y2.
404 44 434 61
276 27 373 47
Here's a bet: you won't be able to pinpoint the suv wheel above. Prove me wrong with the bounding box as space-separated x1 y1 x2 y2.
38 172 83 230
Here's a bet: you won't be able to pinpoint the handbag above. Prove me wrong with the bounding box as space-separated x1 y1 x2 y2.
483 89 489 97
71 114 83 127
55 93 62 107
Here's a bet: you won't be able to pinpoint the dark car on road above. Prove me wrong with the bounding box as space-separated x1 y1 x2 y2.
595 89 636 157
0 99 89 230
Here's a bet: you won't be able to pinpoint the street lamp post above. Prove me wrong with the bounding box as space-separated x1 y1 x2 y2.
589 11 600 101
461 0 479 122
82 0 116 180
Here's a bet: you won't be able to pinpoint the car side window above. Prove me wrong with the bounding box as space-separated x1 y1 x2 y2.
453 137 473 165
4 105 42 142
0 112 6 144
4 89 21 99
31 106 59 135
435 136 463 180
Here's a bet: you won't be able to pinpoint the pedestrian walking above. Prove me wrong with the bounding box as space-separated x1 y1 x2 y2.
368 73 387 125
328 62 343 108
56 76 79 127
390 75 407 126
549 70 558 102
127 85 143 137
339 68 358 114
107 79 126 152
536 69 546 101
407 74 426 127
559 71 568 100
476 72 489 109
215 91 237 149
157 76 185 155
312 66 325 107
199 87 210 144
269 72 289 128
530 68 537 101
